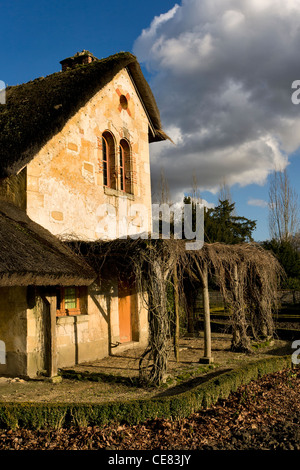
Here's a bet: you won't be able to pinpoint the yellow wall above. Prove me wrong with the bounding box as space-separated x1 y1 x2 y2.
26 69 152 241
25 69 152 374
0 287 28 377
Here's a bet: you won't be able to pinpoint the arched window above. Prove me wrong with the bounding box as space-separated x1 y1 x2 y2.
119 144 125 192
102 131 116 189
119 139 132 194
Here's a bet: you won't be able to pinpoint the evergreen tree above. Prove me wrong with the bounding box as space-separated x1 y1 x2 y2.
204 199 256 243
262 238 300 288
183 197 256 244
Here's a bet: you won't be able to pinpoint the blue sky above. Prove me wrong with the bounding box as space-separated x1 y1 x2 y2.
0 0 176 84
1 0 299 242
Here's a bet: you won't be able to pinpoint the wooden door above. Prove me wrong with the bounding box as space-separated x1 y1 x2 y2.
118 280 134 343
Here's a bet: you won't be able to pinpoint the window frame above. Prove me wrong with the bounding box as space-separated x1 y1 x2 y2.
56 286 87 317
102 135 110 188
119 138 132 194
119 144 126 192
102 131 116 190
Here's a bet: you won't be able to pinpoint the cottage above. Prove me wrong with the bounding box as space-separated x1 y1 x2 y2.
0 50 169 378
0 200 96 377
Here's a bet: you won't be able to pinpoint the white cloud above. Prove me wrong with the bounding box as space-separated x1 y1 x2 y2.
139 4 179 40
200 199 215 209
133 0 300 202
222 10 245 30
247 199 268 208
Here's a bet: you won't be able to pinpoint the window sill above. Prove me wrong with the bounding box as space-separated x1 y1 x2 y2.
57 309 81 317
56 314 89 324
104 186 134 200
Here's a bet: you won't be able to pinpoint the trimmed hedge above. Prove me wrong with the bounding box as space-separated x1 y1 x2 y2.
0 355 294 430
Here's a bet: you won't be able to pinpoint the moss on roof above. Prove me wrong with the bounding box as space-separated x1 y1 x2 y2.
60 50 98 63
0 201 96 286
0 51 169 178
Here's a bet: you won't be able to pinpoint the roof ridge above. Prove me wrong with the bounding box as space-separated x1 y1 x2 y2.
0 51 170 177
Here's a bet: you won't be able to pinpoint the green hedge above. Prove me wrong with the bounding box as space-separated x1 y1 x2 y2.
0 355 293 430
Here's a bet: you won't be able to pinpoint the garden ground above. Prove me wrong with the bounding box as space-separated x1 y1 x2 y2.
0 332 294 403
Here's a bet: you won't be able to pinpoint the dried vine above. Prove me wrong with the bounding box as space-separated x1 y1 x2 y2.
190 243 283 352
69 238 283 385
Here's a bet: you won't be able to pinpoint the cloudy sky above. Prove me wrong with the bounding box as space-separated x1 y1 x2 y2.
133 0 300 239
1 0 300 241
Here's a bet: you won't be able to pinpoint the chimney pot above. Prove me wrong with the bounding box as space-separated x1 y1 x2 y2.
60 50 98 71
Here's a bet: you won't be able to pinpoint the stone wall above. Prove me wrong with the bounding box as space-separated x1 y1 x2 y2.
24 68 152 371
0 287 28 377
26 68 152 241
0 69 153 377
56 282 112 368
55 281 149 369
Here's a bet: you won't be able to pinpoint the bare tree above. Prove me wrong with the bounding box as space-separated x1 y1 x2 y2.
218 177 232 203
191 172 203 205
268 168 299 241
158 167 172 205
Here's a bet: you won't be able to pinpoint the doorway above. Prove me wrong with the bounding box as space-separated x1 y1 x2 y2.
118 279 137 343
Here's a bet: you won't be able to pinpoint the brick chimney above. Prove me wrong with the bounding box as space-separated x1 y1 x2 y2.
60 50 98 71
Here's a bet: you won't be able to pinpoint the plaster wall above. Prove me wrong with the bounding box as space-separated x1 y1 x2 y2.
0 287 28 377
26 69 152 241
54 281 149 369
23 69 152 373
0 280 149 377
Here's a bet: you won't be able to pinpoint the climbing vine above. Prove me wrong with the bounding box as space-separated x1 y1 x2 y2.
69 239 283 385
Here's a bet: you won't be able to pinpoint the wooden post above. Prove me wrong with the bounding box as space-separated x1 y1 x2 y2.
194 260 213 364
45 295 58 378
173 265 180 362
200 264 213 363
232 263 240 347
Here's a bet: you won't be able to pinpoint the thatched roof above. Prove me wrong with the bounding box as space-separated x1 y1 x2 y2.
0 51 170 178
0 201 96 287
60 50 98 67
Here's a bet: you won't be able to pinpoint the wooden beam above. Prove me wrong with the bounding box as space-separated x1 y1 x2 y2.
201 264 213 363
173 265 180 362
194 259 214 364
45 295 58 378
